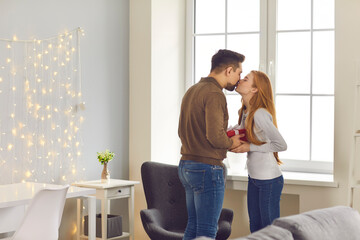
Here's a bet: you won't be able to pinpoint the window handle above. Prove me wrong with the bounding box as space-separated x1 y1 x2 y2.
268 61 274 76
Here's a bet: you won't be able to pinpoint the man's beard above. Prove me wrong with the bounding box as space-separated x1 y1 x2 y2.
225 83 236 91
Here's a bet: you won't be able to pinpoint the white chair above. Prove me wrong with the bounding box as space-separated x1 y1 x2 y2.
5 185 69 240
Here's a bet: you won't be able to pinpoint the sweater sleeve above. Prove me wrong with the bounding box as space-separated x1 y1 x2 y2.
250 109 287 153
204 92 233 149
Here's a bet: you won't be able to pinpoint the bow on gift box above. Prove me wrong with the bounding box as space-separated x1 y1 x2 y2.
227 124 248 141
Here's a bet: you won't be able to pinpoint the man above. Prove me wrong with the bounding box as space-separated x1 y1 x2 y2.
178 49 245 239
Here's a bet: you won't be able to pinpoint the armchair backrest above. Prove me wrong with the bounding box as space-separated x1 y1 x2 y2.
141 161 187 231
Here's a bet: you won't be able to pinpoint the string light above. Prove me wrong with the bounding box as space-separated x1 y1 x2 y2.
0 28 85 184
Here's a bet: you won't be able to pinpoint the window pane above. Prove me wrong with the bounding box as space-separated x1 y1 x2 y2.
227 34 259 74
276 32 311 94
195 0 225 34
277 0 311 31
194 36 225 82
276 96 310 160
312 31 334 94
313 0 334 29
226 94 242 128
228 0 260 33
311 96 334 162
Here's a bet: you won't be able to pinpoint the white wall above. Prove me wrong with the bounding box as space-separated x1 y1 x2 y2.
0 1 130 239
129 0 185 239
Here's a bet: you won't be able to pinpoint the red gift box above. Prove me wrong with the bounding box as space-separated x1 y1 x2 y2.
227 128 247 141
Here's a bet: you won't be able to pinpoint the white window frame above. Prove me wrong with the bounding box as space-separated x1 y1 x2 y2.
185 0 335 174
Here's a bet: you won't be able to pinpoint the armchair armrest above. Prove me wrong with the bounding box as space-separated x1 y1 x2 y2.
140 209 184 240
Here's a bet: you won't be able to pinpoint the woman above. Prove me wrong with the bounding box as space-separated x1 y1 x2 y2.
231 70 287 233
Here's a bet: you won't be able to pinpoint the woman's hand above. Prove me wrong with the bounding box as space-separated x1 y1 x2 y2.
230 140 250 153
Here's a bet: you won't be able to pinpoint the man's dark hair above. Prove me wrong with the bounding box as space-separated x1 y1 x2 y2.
210 49 245 73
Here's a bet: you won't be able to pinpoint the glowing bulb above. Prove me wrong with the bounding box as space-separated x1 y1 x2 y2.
37 53 42 59
6 58 11 63
75 142 80 147
7 144 13 151
77 151 81 156
25 171 32 178
48 161 52 166
48 43 52 49
42 88 46 94
7 44 11 48
10 113 15 118
53 57 57 61
44 65 49 70
72 169 76 174
12 128 17 136
53 71 58 76
0 77 2 82
13 35 17 41
12 86 16 91
71 47 76 52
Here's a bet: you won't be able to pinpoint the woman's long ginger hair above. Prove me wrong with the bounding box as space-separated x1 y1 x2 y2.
238 70 282 165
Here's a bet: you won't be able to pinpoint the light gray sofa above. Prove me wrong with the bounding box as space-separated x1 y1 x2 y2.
197 206 360 240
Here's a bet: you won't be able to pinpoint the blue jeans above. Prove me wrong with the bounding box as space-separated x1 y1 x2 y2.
247 175 284 233
178 160 225 240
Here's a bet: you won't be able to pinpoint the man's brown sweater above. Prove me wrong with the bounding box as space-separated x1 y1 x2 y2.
178 77 233 166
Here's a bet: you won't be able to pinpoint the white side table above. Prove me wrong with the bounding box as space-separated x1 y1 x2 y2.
72 179 139 240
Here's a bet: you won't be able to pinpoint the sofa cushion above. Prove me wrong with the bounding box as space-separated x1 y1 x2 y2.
233 225 293 240
272 206 360 240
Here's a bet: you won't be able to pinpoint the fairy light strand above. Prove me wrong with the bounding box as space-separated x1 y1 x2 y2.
0 28 85 184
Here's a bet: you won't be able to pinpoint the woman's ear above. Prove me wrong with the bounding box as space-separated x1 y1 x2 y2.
251 87 258 93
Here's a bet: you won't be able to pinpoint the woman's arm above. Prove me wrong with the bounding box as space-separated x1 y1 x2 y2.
249 108 287 153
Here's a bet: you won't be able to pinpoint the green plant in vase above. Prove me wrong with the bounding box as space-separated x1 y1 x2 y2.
97 149 115 182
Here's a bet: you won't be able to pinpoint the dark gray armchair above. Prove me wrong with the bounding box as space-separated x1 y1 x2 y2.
140 161 234 240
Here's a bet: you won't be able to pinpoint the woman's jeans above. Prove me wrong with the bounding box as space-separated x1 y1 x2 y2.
178 160 225 240
247 175 284 233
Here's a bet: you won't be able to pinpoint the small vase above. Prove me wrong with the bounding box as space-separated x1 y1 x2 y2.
101 163 110 182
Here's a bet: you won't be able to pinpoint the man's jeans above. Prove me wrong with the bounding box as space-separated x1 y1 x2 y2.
247 175 284 233
178 160 225 240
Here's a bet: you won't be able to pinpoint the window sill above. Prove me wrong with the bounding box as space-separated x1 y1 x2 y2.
226 169 338 189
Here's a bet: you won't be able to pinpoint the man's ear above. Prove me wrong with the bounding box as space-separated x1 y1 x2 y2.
225 66 233 76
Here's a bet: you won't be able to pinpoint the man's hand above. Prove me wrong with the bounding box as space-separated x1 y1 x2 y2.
230 140 250 153
229 134 245 150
